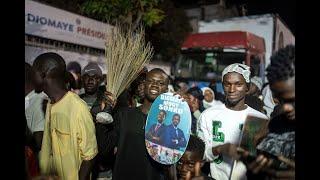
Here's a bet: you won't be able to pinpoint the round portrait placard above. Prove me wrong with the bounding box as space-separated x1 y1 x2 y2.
145 92 191 165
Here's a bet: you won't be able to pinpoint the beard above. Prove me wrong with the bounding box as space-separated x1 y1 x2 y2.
145 93 157 103
225 96 245 107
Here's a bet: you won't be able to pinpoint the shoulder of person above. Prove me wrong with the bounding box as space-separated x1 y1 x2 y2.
200 104 225 116
30 92 47 105
69 92 91 109
247 106 269 120
36 91 47 98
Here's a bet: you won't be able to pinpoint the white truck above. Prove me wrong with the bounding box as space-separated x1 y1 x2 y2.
198 13 295 77
174 14 295 84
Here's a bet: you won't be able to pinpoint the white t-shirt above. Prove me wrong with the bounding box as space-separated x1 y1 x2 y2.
25 90 47 133
197 104 268 180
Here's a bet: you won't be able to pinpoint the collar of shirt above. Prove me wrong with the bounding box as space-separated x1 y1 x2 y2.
25 90 49 109
25 90 36 110
25 90 36 101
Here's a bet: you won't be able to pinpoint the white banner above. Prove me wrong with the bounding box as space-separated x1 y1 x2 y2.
25 0 113 50
25 46 107 74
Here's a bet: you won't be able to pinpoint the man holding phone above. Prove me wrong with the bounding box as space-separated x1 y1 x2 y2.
241 45 295 180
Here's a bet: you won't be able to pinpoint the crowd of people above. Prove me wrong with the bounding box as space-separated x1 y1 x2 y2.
25 44 295 180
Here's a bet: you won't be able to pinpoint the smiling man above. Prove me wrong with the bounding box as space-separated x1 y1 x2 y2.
146 110 167 144
113 68 169 180
197 63 268 180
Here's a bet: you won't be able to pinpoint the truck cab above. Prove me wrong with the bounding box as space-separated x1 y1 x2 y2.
174 31 266 92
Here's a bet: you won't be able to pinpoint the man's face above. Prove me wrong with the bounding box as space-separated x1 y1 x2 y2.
144 71 168 102
177 151 202 180
157 111 166 123
204 89 214 102
178 83 189 94
82 74 101 95
172 115 180 127
33 70 44 93
137 81 145 99
270 77 295 120
223 72 249 107
187 94 198 108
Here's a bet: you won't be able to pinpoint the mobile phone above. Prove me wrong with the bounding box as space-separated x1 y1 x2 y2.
244 153 257 163
257 150 283 169
237 148 257 163
238 149 283 169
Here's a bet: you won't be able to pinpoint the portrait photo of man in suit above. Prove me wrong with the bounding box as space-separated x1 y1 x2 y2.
146 110 167 144
163 114 187 150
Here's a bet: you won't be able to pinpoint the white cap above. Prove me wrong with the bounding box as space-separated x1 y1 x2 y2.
222 63 251 83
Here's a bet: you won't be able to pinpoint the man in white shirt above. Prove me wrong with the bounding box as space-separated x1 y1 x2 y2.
197 63 268 180
25 62 47 151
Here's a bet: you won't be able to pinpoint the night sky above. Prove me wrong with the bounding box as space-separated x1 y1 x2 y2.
173 0 295 35
246 0 295 35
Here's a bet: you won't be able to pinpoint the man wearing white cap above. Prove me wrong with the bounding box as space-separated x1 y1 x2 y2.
197 63 268 180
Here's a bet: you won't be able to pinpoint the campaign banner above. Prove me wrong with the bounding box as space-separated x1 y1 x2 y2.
25 46 107 74
145 92 191 165
25 0 113 49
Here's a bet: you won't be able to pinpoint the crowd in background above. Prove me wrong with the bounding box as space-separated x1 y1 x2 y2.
25 45 295 180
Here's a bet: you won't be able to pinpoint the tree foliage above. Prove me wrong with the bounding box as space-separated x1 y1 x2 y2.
145 0 192 62
34 0 192 62
80 0 165 28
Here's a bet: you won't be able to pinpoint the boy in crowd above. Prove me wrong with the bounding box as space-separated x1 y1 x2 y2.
177 135 214 180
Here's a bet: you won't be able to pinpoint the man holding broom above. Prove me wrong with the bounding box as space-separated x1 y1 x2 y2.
113 68 169 180
103 25 168 179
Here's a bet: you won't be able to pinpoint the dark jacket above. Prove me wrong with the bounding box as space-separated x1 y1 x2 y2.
146 123 166 145
163 124 187 150
80 86 117 170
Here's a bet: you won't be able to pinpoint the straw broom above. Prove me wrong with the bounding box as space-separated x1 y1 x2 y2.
105 25 153 99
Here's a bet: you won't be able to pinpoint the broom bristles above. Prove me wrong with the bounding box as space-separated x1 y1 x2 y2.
105 25 153 99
